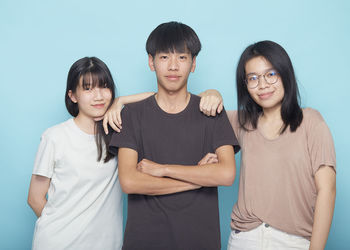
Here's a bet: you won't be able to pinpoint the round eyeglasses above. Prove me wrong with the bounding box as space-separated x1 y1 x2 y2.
245 70 279 89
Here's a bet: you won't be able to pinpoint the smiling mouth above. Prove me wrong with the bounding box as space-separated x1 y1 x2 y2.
258 91 274 100
92 104 105 109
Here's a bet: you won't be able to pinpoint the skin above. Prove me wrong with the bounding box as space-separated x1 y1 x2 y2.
103 89 223 133
117 50 236 195
28 75 113 216
199 56 335 249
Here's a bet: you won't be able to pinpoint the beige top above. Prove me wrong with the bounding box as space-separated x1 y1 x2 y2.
227 108 336 239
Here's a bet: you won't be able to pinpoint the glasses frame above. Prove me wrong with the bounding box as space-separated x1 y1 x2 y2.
245 69 279 89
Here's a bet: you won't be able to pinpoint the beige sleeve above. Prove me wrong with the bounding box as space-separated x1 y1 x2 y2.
307 113 336 175
226 110 240 139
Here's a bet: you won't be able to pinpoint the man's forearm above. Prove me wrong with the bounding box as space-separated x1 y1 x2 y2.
163 162 234 187
120 171 200 195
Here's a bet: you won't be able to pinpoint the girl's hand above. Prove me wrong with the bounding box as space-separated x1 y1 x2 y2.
137 159 166 177
199 89 223 116
198 153 218 165
102 97 124 134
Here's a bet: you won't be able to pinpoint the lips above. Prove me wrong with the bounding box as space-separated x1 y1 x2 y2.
166 75 180 81
92 104 105 109
258 91 274 100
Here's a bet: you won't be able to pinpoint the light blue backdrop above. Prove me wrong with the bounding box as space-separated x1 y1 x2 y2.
1 0 349 249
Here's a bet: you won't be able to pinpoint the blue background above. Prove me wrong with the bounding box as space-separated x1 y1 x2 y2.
1 0 349 249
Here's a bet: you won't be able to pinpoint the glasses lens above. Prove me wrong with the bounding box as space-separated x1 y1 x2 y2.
246 75 258 88
265 70 278 84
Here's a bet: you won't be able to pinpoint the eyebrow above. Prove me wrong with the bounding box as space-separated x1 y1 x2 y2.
246 68 276 76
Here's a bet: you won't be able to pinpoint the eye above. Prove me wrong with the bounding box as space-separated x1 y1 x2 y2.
160 55 168 59
247 75 258 81
266 70 277 78
179 55 187 60
83 83 92 91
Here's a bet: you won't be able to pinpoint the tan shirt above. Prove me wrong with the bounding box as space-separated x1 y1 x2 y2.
227 108 336 239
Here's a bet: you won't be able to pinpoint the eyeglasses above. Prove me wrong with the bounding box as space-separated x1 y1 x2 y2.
245 69 279 89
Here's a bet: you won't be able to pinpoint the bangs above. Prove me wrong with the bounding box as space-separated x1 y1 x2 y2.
155 28 188 54
81 69 114 91
146 22 201 57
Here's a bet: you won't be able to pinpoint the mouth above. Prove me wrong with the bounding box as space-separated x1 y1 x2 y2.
258 91 274 100
166 75 181 81
92 104 105 109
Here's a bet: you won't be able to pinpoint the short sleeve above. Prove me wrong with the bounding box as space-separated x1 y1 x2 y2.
109 106 139 155
212 108 240 153
32 134 55 178
307 111 336 175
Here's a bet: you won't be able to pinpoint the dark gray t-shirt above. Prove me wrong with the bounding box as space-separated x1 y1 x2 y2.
109 94 239 250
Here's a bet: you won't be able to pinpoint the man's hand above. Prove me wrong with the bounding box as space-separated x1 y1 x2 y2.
137 159 167 177
198 153 218 165
102 97 123 134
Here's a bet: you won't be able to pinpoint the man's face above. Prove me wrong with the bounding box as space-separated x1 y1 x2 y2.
149 51 196 93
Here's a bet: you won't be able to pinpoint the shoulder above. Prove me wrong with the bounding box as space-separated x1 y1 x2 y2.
124 95 154 112
302 107 326 127
41 119 72 142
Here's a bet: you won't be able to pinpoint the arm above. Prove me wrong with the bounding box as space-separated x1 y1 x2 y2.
103 92 155 134
118 147 201 195
198 89 223 116
138 145 236 187
309 165 336 250
27 175 51 217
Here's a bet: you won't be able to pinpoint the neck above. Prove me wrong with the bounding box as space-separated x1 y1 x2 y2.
261 104 282 122
74 114 96 135
155 87 190 114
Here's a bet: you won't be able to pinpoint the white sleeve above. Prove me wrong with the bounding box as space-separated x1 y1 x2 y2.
32 133 55 178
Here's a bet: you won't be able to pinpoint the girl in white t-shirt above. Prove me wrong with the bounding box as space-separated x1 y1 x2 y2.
27 57 154 250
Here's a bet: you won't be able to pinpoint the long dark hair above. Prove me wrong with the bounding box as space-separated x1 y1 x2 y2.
236 40 303 133
65 57 115 162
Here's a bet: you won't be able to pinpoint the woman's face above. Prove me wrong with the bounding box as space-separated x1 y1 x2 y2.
69 75 112 121
245 56 285 112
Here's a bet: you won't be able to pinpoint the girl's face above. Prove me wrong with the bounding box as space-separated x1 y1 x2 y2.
68 75 112 121
245 56 285 112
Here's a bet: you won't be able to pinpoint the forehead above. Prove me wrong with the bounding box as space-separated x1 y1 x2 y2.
245 56 273 74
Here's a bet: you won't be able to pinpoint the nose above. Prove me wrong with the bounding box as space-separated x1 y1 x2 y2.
257 75 269 89
93 87 103 100
168 56 179 71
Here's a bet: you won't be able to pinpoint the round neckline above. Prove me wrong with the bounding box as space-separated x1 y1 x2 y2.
69 118 95 140
256 118 287 142
151 93 194 118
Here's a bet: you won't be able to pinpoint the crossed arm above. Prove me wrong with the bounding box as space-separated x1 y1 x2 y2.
118 145 236 195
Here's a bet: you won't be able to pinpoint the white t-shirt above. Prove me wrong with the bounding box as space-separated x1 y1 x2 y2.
32 118 123 250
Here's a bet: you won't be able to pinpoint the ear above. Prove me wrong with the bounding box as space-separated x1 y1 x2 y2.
190 56 196 73
68 90 77 103
148 54 155 71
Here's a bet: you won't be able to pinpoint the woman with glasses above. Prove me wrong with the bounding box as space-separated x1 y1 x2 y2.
224 40 336 250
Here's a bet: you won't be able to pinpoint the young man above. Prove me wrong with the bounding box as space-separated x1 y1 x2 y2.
109 21 239 250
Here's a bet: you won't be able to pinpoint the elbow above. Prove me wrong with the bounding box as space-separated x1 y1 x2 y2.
27 194 38 209
220 165 236 186
120 178 137 194
222 172 235 186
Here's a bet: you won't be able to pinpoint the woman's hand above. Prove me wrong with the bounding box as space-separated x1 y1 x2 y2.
199 89 223 116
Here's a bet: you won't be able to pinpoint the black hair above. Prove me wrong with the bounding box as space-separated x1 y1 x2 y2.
146 21 201 58
236 40 303 133
65 57 115 162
